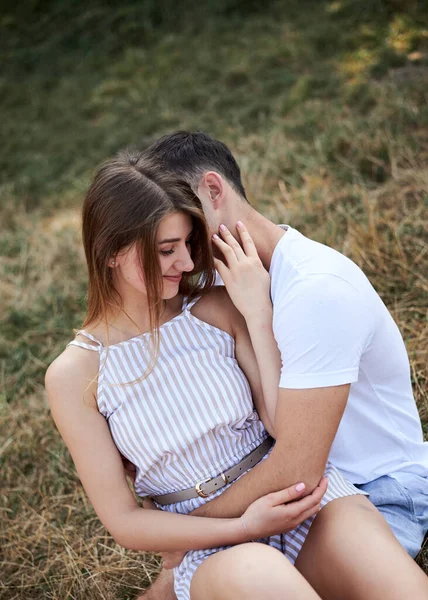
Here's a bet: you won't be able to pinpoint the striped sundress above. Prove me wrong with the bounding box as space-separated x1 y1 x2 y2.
69 296 365 600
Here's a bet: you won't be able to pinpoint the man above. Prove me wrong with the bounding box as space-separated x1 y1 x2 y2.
138 131 428 599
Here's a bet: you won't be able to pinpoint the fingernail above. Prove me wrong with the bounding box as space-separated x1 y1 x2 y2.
212 234 219 240
296 483 305 492
219 224 227 231
237 220 243 227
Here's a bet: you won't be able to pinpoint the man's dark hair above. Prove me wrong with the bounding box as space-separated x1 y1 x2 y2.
144 131 248 201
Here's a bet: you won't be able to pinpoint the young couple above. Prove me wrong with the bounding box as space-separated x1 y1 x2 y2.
46 132 428 600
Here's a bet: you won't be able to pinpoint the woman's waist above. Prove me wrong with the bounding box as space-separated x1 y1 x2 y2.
134 426 269 503
158 438 274 514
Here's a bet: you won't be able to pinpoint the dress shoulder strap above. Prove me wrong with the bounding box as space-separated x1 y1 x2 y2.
67 330 102 352
184 296 202 311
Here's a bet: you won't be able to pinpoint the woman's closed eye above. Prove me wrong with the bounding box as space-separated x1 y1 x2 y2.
159 236 193 257
160 248 175 256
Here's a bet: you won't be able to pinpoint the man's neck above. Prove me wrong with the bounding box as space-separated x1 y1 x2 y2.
225 206 285 271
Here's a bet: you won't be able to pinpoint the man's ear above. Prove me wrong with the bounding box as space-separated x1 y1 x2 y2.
199 171 226 209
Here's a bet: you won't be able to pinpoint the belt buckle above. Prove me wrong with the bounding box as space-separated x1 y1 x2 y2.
195 473 228 498
195 477 212 498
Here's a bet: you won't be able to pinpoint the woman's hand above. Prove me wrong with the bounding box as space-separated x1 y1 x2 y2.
212 222 271 320
240 477 328 540
159 477 328 567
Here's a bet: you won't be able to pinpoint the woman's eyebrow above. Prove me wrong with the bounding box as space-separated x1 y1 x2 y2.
158 232 193 245
158 237 181 244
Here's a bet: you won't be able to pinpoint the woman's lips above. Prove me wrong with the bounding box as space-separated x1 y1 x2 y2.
163 274 182 283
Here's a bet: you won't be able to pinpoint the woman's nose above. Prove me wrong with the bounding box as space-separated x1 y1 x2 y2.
176 246 194 272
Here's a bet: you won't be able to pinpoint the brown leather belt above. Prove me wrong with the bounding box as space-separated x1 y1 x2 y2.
151 436 274 506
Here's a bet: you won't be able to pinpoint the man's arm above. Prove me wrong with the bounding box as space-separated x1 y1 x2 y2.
195 228 361 519
192 384 349 518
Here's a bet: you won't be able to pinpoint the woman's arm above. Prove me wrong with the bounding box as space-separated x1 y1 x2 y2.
45 345 302 552
213 223 281 433
233 307 279 437
45 347 245 552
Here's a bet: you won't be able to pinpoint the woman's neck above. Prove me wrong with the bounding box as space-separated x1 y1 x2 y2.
87 293 183 345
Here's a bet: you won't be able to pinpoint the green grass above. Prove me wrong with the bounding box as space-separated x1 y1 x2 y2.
1 1 427 597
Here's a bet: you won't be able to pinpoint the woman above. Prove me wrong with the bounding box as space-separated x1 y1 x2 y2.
45 150 371 600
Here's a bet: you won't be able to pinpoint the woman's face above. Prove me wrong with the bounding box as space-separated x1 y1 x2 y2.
114 212 195 300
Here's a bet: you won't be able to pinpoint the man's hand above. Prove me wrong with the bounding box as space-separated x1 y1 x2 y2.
142 497 158 510
159 549 187 569
121 454 137 482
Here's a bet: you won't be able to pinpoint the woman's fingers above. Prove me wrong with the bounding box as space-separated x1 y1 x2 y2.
270 477 328 510
291 478 328 513
242 477 328 538
281 493 323 519
212 233 239 267
268 482 307 506
317 476 329 494
218 222 258 261
269 480 328 531
213 257 229 282
280 478 328 521
236 221 258 258
219 224 246 260
297 504 322 523
213 222 261 268
309 477 329 503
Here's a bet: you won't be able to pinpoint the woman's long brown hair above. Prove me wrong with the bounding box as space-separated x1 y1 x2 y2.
81 148 215 363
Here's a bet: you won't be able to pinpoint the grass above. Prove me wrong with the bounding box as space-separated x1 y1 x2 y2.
1 0 428 597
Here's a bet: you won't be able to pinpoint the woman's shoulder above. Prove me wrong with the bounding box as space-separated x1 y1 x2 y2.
190 286 242 338
45 339 100 404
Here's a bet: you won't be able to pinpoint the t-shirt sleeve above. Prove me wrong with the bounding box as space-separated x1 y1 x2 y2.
274 274 373 389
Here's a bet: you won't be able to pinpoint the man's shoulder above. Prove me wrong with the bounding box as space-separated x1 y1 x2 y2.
273 269 362 305
272 232 369 300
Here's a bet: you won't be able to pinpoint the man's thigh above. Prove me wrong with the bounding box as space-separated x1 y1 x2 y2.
356 474 428 558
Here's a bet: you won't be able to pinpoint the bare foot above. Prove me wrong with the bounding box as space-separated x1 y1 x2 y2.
136 568 176 600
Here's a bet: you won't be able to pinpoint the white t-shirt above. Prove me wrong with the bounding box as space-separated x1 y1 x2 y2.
270 226 428 492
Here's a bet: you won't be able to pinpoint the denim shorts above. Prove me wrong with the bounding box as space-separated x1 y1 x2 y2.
355 475 428 558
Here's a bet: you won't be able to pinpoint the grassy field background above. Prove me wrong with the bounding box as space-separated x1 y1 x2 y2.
1 0 428 597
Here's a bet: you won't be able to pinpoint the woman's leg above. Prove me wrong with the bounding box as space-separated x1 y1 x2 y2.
295 495 428 600
190 542 322 600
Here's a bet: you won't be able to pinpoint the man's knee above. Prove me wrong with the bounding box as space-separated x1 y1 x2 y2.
314 495 379 533
302 496 383 562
